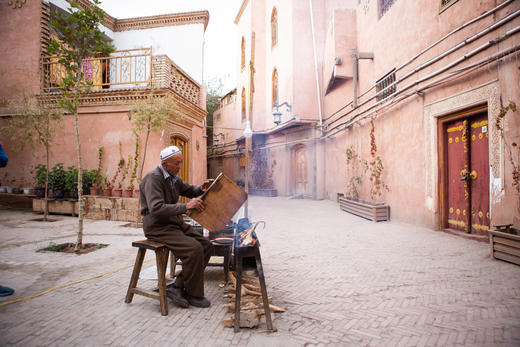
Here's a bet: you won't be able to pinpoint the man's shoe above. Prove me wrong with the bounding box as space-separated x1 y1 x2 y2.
184 293 210 308
166 286 189 308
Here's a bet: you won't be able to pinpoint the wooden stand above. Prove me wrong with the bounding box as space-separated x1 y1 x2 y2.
234 245 273 332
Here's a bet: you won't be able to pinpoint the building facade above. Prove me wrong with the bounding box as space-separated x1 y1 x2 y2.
0 0 208 191
209 0 520 233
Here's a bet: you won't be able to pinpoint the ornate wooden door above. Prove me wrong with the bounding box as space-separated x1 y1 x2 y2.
469 114 489 234
294 145 307 195
443 111 489 234
171 136 189 182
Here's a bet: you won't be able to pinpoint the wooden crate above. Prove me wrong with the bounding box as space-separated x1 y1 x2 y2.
33 198 79 216
489 229 520 266
339 197 389 222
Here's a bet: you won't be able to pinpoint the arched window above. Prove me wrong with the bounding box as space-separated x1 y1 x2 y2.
241 37 245 71
241 87 246 121
271 7 278 48
272 68 278 107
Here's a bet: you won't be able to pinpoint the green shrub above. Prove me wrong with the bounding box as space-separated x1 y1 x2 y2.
35 164 47 187
65 166 78 192
48 163 66 191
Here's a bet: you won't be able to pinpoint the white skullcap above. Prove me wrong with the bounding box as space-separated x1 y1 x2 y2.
160 146 181 161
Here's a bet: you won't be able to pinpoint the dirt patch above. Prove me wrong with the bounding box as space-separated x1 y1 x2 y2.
120 222 142 228
37 242 108 254
29 218 60 222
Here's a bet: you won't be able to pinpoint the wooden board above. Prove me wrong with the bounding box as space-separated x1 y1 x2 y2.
189 173 247 232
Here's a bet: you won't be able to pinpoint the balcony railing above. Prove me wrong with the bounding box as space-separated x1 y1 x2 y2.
40 48 201 107
41 47 153 92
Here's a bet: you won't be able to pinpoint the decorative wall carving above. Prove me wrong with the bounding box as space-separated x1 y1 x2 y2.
69 1 208 32
152 55 201 106
7 0 26 9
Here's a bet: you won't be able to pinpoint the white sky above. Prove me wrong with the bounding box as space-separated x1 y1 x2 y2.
98 0 243 93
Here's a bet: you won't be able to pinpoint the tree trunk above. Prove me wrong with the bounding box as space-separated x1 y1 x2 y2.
73 74 83 252
138 123 151 181
44 142 49 221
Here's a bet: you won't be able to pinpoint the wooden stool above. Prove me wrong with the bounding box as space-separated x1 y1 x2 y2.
125 239 170 316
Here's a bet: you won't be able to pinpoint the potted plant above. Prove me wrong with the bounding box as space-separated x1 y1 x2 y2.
339 120 390 222
48 163 66 199
65 165 79 200
89 146 104 195
111 155 125 197
3 173 13 193
22 169 35 195
127 139 139 197
88 169 100 195
34 164 47 198
81 169 94 195
121 154 132 197
102 174 112 196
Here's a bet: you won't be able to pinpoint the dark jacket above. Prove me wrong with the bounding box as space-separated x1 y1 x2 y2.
0 144 7 168
139 166 202 234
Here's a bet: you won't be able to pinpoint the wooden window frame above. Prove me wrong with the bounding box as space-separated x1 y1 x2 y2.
439 0 459 14
241 87 246 121
271 7 278 48
378 0 396 18
272 68 278 107
241 37 245 71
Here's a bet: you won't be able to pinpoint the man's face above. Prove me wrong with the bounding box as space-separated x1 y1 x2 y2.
162 153 183 176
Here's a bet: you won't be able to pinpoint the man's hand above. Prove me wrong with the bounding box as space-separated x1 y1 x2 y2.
186 197 205 212
201 179 214 192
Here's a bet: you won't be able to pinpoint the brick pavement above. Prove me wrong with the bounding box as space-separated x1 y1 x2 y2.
0 197 519 346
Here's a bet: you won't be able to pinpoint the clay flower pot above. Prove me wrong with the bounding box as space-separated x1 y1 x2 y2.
123 189 133 198
112 188 122 197
89 187 99 196
103 188 112 197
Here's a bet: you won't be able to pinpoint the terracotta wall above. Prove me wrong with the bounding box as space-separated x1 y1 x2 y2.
0 103 207 189
0 1 42 111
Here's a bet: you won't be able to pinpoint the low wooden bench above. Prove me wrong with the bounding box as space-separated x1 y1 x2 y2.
125 240 170 316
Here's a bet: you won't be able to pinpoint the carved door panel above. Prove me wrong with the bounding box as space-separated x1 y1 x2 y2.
443 111 489 234
294 146 307 195
445 119 468 232
469 114 489 234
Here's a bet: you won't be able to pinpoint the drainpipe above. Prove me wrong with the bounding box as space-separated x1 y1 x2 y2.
309 0 322 200
309 0 322 128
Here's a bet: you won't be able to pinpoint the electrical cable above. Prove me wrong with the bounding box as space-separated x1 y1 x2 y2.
0 259 154 307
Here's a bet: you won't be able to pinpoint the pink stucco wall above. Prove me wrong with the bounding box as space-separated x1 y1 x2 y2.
0 104 207 188
0 1 42 110
323 0 520 228
215 0 520 229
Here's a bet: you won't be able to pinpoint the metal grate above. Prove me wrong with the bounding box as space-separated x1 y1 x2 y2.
375 69 396 101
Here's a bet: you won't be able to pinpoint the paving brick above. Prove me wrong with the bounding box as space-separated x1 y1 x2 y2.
1 198 520 345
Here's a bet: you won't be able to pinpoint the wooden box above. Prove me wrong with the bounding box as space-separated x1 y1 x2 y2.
339 197 389 222
189 173 247 232
489 227 520 266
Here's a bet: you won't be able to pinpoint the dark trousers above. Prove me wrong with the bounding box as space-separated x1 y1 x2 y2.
144 221 213 297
